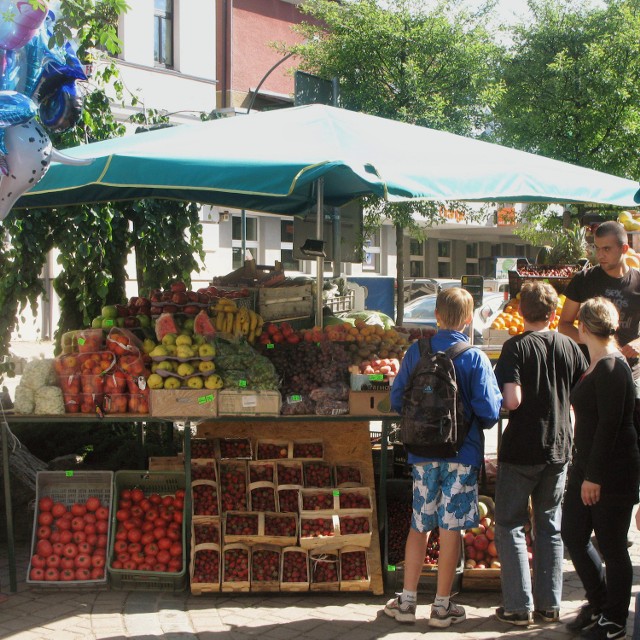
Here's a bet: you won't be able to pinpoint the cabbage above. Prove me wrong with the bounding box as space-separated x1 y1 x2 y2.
341 310 395 329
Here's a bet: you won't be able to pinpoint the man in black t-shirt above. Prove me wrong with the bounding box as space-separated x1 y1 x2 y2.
559 220 640 380
493 282 588 627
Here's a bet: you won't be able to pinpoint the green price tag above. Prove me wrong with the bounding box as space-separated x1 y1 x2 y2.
239 380 247 388
267 343 274 349
197 394 215 405
65 470 74 477
316 342 321 347
332 490 340 497
103 319 114 327
369 374 384 381
290 394 302 402
77 337 85 346
387 564 396 572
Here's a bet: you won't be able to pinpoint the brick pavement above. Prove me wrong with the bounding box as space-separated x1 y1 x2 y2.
1 528 639 640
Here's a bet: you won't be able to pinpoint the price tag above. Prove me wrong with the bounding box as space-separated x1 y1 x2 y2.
387 564 396 572
332 490 340 497
242 395 258 408
77 337 85 346
239 379 247 388
369 374 384 381
288 394 302 404
65 470 74 477
103 319 114 327
267 343 274 349
198 394 215 405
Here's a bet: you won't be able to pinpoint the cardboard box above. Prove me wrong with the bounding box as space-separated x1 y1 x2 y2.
348 390 395 416
150 389 218 418
217 390 281 416
482 328 511 346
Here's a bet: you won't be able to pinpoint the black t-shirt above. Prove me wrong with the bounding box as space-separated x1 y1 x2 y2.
570 353 639 502
494 331 588 465
564 266 640 375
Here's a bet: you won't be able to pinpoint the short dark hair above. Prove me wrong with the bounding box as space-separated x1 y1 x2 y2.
519 281 557 323
594 220 627 246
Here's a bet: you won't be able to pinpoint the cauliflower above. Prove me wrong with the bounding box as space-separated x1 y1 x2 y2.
34 386 65 415
20 358 56 390
13 386 35 414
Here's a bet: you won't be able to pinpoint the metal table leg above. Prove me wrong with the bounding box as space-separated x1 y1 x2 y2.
1 418 16 592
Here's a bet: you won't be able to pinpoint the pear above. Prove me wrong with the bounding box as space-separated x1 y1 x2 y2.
156 360 175 372
192 334 206 346
177 362 195 377
187 375 204 389
149 345 168 358
198 343 216 357
176 345 195 359
175 334 193 346
142 338 157 354
204 374 224 390
199 360 215 373
161 333 177 346
147 373 164 390
163 376 181 389
165 344 178 356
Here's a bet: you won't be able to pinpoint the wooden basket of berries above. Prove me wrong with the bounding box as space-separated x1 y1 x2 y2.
191 480 220 519
256 440 292 460
334 462 364 488
223 511 260 545
292 440 324 460
337 488 373 516
276 460 303 488
191 517 220 546
219 460 248 513
280 546 310 592
336 513 373 549
217 437 252 460
263 512 298 546
190 543 221 594
303 461 334 489
191 459 217 483
277 485 301 514
309 550 340 592
190 437 217 460
249 461 276 485
299 488 336 516
250 545 281 592
249 482 277 513
221 543 250 592
339 546 371 592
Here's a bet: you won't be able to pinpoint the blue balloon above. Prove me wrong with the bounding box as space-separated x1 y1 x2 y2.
0 90 37 128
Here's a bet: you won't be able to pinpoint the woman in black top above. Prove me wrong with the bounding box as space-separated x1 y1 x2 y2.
562 297 640 640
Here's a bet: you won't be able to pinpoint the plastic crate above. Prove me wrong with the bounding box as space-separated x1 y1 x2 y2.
507 264 580 298
27 470 114 587
108 470 187 591
324 291 355 313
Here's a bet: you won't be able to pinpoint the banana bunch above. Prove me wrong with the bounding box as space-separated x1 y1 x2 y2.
214 300 264 343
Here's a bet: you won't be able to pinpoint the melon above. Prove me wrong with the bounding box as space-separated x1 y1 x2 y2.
194 310 216 337
154 312 179 342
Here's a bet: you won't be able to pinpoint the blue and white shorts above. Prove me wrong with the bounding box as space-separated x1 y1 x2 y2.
411 461 480 532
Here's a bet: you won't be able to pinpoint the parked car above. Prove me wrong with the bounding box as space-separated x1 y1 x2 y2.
403 278 460 303
402 292 507 344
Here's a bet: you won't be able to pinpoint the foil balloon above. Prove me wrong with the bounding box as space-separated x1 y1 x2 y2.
0 0 49 52
0 89 37 174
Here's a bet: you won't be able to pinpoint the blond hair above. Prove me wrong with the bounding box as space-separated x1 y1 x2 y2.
578 296 619 338
436 287 473 329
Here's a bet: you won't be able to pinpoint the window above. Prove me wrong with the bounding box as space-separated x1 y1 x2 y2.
466 242 479 275
466 243 478 259
437 241 451 258
280 220 298 271
409 239 423 256
437 240 451 277
154 0 174 68
231 214 258 269
410 261 424 277
363 230 381 272
438 262 451 277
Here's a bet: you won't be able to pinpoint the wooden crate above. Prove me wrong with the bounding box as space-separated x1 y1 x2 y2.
348 390 394 416
223 511 298 547
150 389 218 418
257 284 313 322
461 567 501 591
148 455 184 471
482 328 512 346
217 390 281 417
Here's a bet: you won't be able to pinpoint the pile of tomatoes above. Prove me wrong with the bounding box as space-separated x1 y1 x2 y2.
110 486 185 573
29 495 110 582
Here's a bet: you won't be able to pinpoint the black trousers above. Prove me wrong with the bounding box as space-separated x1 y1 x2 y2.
561 478 634 626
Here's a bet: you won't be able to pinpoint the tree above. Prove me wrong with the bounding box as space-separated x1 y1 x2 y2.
290 0 504 321
0 2 205 378
493 0 640 181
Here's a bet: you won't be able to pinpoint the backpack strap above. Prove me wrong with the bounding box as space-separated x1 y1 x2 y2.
445 342 473 361
417 336 433 357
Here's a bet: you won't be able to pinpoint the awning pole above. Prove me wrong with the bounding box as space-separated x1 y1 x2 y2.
315 178 324 327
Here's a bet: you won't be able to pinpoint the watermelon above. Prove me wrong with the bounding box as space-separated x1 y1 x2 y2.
194 310 216 338
154 312 179 342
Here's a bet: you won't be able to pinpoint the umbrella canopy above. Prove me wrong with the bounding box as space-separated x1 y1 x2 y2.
15 104 640 212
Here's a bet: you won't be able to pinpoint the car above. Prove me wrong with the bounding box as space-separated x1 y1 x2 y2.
402 278 460 303
402 292 507 344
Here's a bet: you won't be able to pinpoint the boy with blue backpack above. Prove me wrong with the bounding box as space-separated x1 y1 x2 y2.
384 287 502 627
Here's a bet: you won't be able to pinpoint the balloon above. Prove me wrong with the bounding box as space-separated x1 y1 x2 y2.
0 89 36 128
0 1 49 52
0 117 51 220
38 81 83 131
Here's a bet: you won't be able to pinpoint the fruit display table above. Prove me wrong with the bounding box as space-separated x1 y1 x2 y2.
1 413 395 595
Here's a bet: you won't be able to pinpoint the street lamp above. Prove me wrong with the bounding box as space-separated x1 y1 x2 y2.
246 50 297 114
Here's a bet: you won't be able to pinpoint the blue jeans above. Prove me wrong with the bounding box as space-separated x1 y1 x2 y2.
494 461 567 614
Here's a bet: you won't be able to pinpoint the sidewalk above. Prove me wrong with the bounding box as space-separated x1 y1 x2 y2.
1 523 639 640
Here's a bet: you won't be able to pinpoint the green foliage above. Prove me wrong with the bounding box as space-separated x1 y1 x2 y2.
493 0 640 180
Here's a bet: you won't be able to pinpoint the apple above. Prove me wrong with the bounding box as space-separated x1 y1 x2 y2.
474 534 489 551
463 532 475 546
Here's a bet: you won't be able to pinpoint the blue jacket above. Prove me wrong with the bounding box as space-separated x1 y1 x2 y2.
391 330 502 468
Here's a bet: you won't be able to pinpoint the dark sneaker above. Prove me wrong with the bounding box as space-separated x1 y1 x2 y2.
429 601 466 628
579 615 625 639
495 606 533 626
383 595 416 623
534 608 560 623
566 604 600 634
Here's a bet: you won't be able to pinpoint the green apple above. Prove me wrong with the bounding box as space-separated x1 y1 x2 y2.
136 314 151 328
161 333 177 346
101 305 118 319
177 362 195 377
187 376 204 389
163 376 181 389
147 373 164 389
101 317 116 330
91 316 103 329
199 360 215 373
192 334 206 346
175 335 193 346
183 318 195 333
198 343 215 357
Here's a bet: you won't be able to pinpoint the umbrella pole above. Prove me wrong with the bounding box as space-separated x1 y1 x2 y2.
315 178 324 327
